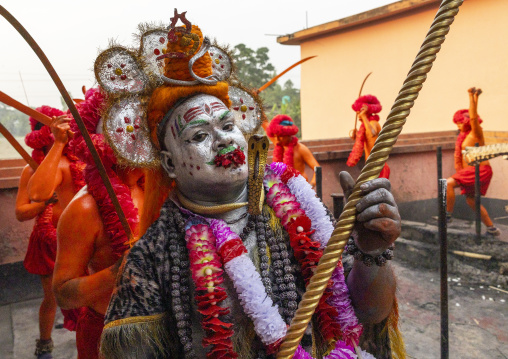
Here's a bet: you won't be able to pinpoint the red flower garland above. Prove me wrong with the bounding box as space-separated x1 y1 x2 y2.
69 88 138 258
269 168 342 343
453 109 483 171
272 136 298 168
185 224 237 359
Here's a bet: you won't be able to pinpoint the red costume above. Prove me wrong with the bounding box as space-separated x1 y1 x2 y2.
347 95 390 179
75 308 105 359
23 106 85 276
23 106 85 331
451 109 492 196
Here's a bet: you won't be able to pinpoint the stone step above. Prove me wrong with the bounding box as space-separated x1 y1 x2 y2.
396 237 508 286
397 220 508 286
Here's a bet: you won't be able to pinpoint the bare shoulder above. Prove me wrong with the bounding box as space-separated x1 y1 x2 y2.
297 142 312 153
59 187 101 232
20 164 35 179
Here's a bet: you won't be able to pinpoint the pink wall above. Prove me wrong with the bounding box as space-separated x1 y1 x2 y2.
297 0 508 141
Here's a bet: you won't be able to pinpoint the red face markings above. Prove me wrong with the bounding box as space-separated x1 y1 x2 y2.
183 106 205 123
181 102 228 124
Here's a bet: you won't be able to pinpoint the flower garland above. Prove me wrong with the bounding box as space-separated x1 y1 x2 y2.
184 222 237 359
272 136 298 168
181 163 367 356
347 95 382 168
210 214 373 358
211 219 287 347
70 88 138 258
264 162 363 346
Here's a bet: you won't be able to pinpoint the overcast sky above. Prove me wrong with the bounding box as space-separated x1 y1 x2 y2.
0 0 396 109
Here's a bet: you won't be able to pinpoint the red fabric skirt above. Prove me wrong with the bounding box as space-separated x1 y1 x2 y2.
23 205 56 276
76 307 105 359
379 163 390 179
452 164 493 197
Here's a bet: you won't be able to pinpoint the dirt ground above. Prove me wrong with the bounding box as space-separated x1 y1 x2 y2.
395 261 508 359
0 259 506 358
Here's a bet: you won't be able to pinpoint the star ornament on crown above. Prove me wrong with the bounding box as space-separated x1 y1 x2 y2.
94 9 263 168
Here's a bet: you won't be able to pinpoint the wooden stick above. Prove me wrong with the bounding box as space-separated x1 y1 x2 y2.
0 122 38 169
0 91 52 126
452 250 491 260
489 286 508 295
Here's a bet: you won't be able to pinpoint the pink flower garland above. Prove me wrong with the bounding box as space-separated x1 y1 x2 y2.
265 162 363 347
181 163 368 357
209 215 373 358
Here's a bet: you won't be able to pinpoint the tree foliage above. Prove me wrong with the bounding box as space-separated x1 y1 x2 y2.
0 104 30 138
232 44 301 137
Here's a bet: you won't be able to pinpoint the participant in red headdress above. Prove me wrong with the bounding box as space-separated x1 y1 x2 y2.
51 88 144 359
445 87 500 236
267 114 320 187
347 95 390 179
15 106 85 358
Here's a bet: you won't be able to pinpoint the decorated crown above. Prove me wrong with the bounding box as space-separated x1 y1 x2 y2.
94 9 263 168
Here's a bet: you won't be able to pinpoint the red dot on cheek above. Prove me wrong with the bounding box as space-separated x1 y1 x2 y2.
197 166 200 170
189 172 193 176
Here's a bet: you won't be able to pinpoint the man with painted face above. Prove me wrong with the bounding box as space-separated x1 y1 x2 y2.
101 14 404 359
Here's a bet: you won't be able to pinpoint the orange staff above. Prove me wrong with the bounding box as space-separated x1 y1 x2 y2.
259 56 316 135
256 56 316 94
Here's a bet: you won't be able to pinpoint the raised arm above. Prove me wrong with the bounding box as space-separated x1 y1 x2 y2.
15 165 49 221
340 173 400 324
299 143 320 188
28 115 71 202
468 87 484 139
53 194 119 312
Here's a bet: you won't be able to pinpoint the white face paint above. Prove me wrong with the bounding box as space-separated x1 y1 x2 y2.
161 94 248 203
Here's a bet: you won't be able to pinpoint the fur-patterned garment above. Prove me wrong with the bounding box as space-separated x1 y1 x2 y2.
102 200 395 359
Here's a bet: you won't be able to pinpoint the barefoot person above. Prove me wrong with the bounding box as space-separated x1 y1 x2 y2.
16 106 85 359
52 88 144 359
446 87 500 236
267 114 320 187
348 95 390 179
100 13 405 358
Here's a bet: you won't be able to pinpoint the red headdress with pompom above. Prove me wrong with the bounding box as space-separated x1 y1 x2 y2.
24 106 64 164
267 114 299 137
347 94 382 167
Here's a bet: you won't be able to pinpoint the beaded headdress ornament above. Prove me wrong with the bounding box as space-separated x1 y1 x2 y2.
94 9 263 168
